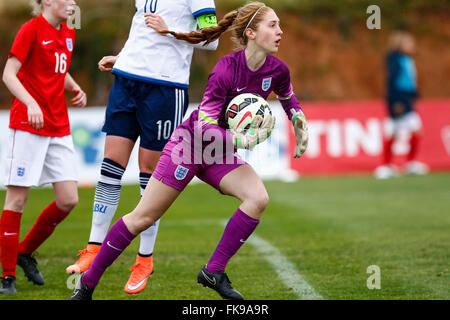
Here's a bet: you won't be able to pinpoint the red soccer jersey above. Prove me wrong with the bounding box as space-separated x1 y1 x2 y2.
8 14 75 137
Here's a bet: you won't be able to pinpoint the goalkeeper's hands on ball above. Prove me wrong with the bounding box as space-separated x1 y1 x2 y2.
233 113 276 150
290 108 308 158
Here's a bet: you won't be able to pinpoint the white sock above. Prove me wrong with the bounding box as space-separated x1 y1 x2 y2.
88 158 125 244
138 173 159 256
139 219 160 256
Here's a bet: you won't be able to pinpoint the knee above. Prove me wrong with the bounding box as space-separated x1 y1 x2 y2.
138 216 156 233
127 210 156 234
5 196 28 213
246 189 269 214
56 194 78 212
139 163 157 174
138 151 160 174
255 191 270 213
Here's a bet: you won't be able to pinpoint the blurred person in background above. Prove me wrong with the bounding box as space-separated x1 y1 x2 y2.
374 31 428 179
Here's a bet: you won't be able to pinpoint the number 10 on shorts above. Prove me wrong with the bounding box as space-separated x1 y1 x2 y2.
157 120 172 140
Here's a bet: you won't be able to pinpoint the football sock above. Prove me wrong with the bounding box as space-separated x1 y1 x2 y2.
383 137 394 165
139 172 151 197
0 210 22 278
206 208 260 273
139 220 159 256
82 218 136 288
407 134 420 161
138 172 160 256
18 201 70 255
88 158 125 244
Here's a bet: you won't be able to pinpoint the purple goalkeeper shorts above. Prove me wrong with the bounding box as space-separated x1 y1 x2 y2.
152 110 247 192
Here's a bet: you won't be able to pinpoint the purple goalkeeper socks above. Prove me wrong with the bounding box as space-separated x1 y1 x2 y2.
206 208 260 273
82 218 136 288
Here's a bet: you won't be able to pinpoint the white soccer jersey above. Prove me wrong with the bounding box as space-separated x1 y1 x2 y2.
113 0 216 88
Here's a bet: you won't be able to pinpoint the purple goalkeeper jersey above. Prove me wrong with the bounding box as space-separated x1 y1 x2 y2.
151 51 302 191
198 49 301 129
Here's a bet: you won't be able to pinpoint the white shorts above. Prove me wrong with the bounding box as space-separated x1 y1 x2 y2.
386 111 422 137
2 129 79 187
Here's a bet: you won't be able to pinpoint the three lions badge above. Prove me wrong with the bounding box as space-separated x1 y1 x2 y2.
175 165 189 181
262 77 272 91
66 38 73 52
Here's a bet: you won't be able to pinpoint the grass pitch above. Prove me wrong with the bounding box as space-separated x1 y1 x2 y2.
1 173 449 300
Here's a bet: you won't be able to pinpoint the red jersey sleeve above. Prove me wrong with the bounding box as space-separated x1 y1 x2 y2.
9 20 36 64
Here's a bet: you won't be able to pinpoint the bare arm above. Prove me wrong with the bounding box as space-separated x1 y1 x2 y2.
2 56 43 130
65 73 87 108
3 56 37 109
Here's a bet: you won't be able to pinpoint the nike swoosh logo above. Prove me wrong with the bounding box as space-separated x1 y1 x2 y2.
106 241 122 252
127 278 147 291
236 111 253 130
4 232 17 236
42 40 53 45
201 270 216 286
240 239 246 243
236 87 247 92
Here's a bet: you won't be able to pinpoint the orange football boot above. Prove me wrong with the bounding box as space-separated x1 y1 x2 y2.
124 255 154 294
66 244 100 274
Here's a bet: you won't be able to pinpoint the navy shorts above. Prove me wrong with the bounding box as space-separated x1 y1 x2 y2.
102 75 188 151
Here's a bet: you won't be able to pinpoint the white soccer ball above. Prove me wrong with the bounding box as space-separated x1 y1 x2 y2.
225 93 271 133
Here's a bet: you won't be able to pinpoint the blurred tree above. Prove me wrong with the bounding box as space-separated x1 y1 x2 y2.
0 0 449 108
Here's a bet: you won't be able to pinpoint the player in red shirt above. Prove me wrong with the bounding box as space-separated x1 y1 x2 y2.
0 0 86 294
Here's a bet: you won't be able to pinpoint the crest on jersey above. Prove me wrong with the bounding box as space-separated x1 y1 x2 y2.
66 38 73 52
174 165 189 181
17 167 25 177
262 77 272 91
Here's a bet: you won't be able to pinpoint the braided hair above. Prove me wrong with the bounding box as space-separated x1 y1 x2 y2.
157 2 270 48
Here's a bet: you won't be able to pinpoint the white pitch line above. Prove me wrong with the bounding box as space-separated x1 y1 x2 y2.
219 219 324 300
247 234 324 300
167 218 324 299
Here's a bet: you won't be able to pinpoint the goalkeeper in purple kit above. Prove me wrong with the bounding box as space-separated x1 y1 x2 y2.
71 1 308 300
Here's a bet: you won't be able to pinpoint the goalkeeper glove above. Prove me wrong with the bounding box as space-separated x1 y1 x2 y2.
291 108 308 158
233 113 276 150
